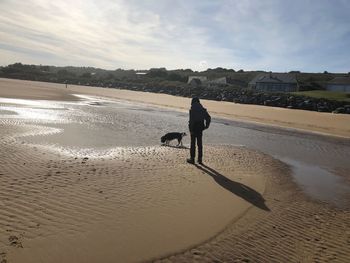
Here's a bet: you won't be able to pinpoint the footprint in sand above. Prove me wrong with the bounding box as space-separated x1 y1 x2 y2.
9 235 23 248
0 252 7 263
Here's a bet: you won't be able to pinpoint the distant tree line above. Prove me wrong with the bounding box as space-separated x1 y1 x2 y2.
1 63 345 91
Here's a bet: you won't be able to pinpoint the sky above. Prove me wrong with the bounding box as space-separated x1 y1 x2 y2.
0 0 349 72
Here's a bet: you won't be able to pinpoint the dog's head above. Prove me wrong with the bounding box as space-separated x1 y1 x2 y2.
161 136 166 143
182 132 187 137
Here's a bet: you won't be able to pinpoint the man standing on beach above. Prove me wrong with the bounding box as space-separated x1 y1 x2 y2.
187 97 211 164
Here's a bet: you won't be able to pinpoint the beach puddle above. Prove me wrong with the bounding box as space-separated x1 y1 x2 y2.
280 157 350 207
25 123 134 148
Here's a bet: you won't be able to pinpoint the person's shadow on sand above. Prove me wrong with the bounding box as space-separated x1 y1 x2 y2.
195 164 270 211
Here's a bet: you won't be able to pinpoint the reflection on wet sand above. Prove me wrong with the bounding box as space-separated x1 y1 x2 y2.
0 93 350 262
1 95 349 205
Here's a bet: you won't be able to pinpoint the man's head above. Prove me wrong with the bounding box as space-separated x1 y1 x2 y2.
191 97 200 105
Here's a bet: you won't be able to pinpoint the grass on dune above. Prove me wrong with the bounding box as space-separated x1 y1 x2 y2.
292 90 350 102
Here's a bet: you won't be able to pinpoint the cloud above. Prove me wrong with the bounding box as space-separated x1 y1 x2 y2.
0 0 349 72
198 60 208 70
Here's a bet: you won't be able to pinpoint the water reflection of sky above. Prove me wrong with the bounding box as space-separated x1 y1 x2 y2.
0 97 65 108
279 157 350 208
1 106 63 121
0 97 67 122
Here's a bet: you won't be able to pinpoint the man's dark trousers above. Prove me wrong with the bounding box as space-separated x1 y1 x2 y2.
190 132 202 162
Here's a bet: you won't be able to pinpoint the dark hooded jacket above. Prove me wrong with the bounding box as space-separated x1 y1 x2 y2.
189 102 211 134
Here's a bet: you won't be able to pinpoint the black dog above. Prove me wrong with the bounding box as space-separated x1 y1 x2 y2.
161 132 187 146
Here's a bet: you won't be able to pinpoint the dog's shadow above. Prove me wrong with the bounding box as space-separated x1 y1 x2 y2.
161 144 189 149
195 164 270 211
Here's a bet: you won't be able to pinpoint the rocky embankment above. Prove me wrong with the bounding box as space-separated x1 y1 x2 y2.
108 82 350 114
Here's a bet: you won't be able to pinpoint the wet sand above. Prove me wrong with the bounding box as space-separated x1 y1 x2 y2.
1 78 350 138
0 127 273 262
1 78 350 262
70 85 350 139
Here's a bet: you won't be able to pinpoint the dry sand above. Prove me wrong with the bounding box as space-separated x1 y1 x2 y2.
0 78 77 101
1 78 350 138
1 78 350 262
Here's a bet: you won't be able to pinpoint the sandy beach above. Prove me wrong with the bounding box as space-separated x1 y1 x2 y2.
0 78 350 262
1 78 350 138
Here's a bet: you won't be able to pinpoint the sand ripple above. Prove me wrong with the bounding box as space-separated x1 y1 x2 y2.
0 123 280 263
